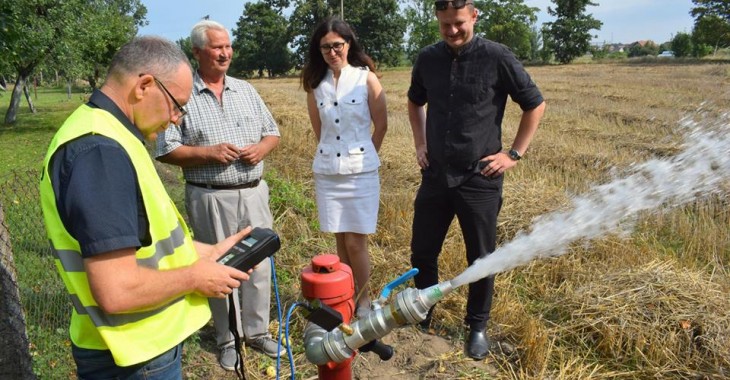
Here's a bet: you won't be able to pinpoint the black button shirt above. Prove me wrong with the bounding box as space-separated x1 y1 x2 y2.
408 37 544 187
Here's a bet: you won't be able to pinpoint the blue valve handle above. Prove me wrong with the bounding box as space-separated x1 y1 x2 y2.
377 268 419 302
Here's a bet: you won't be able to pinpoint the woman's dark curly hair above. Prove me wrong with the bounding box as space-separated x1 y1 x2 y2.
300 16 376 92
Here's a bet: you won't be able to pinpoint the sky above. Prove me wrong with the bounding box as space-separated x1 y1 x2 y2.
138 0 695 45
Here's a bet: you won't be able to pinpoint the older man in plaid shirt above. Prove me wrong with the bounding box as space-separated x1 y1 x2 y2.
155 20 283 371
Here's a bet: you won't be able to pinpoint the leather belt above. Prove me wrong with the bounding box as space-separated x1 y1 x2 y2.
186 179 260 190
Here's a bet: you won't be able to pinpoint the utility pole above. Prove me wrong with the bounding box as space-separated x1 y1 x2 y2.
340 0 343 19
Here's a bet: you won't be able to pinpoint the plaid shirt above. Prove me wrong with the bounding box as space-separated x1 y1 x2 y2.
155 72 279 185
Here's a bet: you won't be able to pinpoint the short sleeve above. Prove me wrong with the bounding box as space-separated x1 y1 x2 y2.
407 52 428 107
154 124 184 158
52 136 142 257
497 48 544 111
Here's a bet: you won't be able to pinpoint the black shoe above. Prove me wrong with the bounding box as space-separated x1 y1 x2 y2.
464 328 490 360
416 306 435 332
417 316 431 331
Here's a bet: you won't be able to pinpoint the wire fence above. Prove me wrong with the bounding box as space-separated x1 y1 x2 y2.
0 169 72 379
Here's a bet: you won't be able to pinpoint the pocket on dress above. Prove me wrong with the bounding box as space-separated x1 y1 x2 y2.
313 144 336 174
343 95 365 106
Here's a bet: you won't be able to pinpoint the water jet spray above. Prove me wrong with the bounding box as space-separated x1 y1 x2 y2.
297 112 729 379
453 113 730 288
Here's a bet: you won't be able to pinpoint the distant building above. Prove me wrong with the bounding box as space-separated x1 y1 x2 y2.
593 43 627 53
593 40 661 55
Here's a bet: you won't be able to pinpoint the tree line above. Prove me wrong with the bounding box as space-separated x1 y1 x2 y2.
592 0 730 60
223 0 600 77
2 0 729 125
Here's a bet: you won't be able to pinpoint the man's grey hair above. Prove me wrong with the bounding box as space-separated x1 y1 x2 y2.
107 36 191 82
190 20 228 49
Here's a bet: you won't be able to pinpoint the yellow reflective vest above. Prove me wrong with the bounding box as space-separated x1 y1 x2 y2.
40 105 211 367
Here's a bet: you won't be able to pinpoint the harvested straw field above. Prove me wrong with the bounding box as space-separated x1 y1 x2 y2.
156 62 729 379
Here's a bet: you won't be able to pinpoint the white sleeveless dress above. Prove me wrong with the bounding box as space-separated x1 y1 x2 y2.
312 65 380 234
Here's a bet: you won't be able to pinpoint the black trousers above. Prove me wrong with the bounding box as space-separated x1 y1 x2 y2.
410 173 503 331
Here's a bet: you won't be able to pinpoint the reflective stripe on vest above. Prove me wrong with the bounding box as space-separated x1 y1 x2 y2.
52 223 186 273
68 292 186 327
40 105 211 367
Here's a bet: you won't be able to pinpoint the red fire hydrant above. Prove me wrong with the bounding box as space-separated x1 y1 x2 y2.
301 254 355 380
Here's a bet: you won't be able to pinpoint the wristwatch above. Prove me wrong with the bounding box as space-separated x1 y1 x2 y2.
508 149 522 161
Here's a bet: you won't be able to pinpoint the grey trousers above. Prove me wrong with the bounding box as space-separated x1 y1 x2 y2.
185 180 274 347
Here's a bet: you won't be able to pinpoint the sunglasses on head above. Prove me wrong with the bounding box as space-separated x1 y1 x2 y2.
434 0 472 11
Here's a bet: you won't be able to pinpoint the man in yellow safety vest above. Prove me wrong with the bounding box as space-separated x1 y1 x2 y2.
40 36 251 378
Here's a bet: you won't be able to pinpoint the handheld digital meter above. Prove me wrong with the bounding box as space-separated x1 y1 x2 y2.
217 227 281 272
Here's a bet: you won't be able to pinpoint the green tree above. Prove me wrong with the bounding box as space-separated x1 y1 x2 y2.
0 48 14 91
692 14 730 54
289 0 405 67
691 40 714 57
691 0 730 20
288 0 332 68
543 0 602 64
176 37 199 71
232 1 293 77
528 25 543 62
627 40 659 57
268 0 292 9
670 32 693 57
539 25 554 63
590 44 609 60
474 0 539 60
0 0 146 125
690 0 730 54
404 0 440 64
1 0 77 124
346 0 406 67
76 0 147 89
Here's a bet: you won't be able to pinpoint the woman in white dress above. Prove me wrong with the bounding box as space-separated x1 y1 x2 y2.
300 17 388 317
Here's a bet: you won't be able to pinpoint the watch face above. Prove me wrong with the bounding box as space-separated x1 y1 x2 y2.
509 149 521 160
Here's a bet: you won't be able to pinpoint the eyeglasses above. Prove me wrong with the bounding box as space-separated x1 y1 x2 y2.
434 0 472 11
139 73 188 121
320 41 347 54
153 77 187 121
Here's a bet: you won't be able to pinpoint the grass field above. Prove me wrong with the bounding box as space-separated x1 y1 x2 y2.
1 61 729 379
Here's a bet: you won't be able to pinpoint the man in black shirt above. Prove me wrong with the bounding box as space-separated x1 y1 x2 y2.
407 0 546 360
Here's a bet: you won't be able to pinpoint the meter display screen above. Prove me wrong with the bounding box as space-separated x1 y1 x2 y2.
216 228 280 272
